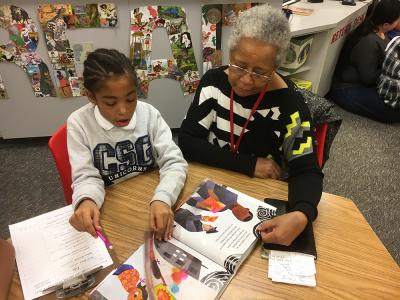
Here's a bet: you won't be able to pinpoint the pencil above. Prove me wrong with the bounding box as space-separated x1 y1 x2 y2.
95 229 113 249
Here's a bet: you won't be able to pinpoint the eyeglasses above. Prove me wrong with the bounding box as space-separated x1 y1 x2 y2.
228 63 272 82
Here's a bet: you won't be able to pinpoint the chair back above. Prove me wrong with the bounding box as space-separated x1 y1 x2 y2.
48 124 73 204
315 123 328 168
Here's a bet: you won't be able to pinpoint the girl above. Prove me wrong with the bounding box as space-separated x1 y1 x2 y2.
67 48 187 241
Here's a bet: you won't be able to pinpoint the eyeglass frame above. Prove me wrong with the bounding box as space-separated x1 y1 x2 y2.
228 63 272 82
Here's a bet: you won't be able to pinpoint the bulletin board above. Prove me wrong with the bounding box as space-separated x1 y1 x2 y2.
0 0 279 138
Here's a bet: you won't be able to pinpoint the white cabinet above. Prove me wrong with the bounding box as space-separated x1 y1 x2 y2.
280 0 371 95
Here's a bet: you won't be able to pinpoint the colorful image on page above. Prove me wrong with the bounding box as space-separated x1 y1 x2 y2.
173 179 277 268
90 245 148 300
147 235 222 300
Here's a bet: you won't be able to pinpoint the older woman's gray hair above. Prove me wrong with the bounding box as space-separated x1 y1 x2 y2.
228 4 291 67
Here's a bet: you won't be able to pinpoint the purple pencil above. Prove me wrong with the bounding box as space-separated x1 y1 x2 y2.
96 229 113 250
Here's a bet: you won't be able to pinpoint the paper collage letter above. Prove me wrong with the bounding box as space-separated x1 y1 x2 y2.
0 5 56 98
37 3 118 97
130 6 200 98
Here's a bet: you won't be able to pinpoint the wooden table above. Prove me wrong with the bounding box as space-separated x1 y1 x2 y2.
9 163 400 299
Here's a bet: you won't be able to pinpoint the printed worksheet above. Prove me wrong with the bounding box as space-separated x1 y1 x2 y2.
9 205 113 300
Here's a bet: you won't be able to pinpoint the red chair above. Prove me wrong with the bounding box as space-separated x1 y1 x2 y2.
48 124 73 204
315 123 328 168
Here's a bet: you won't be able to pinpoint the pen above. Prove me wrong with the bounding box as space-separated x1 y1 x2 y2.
95 229 113 249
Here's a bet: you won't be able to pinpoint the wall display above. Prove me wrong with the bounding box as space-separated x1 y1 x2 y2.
130 5 199 98
38 3 118 97
69 76 86 96
72 42 94 64
0 74 7 99
201 3 258 72
0 2 269 100
98 3 118 27
0 5 56 97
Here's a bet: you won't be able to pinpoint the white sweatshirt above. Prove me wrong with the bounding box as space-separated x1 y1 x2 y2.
67 101 188 210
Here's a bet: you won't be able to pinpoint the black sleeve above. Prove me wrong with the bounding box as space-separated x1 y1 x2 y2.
283 94 324 222
178 70 257 177
288 172 323 222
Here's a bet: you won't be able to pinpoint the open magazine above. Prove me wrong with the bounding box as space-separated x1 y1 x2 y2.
90 179 277 300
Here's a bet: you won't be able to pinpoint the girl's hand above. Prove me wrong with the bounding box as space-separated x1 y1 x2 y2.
257 211 308 246
150 201 174 241
69 199 101 237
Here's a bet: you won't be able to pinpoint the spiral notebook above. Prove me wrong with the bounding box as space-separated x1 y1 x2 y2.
9 205 114 300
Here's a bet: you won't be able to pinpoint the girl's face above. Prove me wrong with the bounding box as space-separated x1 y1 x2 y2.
88 74 137 127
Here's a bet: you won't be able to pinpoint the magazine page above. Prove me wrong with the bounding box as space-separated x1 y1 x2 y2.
173 179 277 269
91 237 230 300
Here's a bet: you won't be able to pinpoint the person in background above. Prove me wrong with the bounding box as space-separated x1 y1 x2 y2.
179 5 323 246
387 17 400 39
377 35 400 109
0 239 15 300
67 48 187 241
330 0 400 123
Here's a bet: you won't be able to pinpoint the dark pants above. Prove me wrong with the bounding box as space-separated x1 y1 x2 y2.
330 85 400 123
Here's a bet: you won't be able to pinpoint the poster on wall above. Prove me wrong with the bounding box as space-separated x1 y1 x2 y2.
0 5 57 97
37 3 118 97
130 5 200 98
201 3 259 73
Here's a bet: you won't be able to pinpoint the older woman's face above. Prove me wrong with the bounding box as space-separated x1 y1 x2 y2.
228 37 277 97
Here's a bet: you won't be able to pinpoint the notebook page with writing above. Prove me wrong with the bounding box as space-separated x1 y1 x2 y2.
9 205 113 300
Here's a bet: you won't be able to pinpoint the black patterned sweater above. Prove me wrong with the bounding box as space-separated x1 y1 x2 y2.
179 66 323 222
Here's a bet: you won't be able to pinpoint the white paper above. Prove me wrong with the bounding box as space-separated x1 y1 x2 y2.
272 272 316 287
9 205 113 300
268 250 316 287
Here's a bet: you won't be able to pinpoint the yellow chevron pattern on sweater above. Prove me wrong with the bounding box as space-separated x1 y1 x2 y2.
284 111 300 139
293 136 312 155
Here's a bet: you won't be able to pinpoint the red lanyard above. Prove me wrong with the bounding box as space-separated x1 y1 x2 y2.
229 84 269 154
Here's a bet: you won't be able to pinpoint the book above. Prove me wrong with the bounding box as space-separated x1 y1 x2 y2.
261 198 317 258
90 179 277 300
9 205 114 300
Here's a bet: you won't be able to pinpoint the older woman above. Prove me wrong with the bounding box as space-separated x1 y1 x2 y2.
179 5 323 246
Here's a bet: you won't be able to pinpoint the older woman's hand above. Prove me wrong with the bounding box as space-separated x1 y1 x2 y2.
254 157 282 179
257 211 308 246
